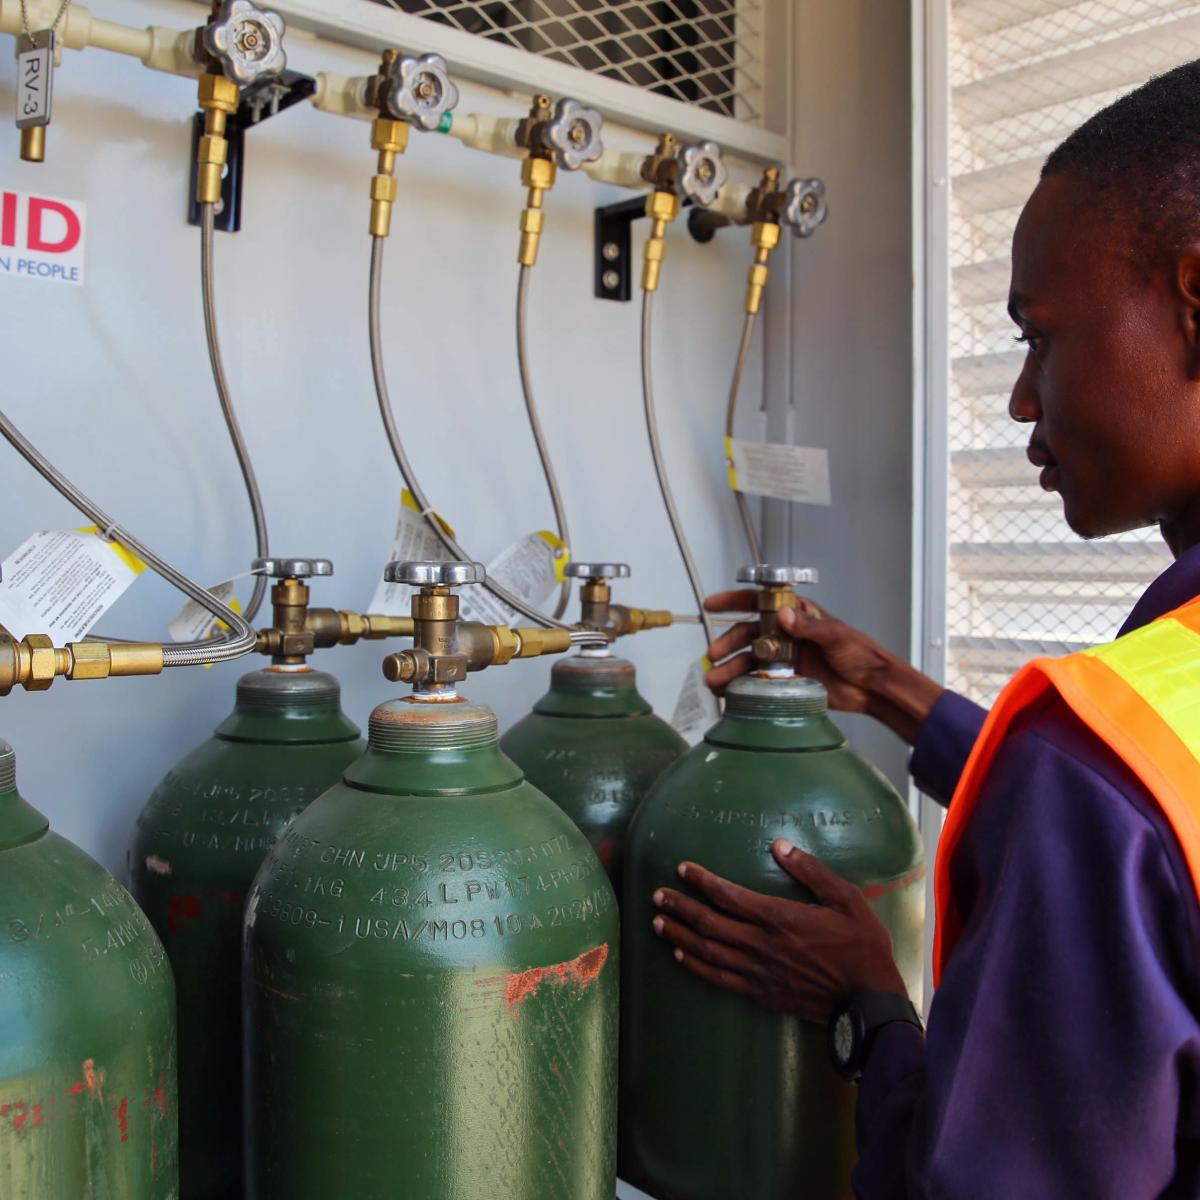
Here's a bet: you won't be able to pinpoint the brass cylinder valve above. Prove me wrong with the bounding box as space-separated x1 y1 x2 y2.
251 557 416 664
736 563 820 672
364 51 459 238
513 95 603 267
565 562 673 644
639 135 728 292
378 561 590 695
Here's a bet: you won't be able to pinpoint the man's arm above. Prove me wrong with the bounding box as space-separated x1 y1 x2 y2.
853 714 1200 1198
907 691 987 808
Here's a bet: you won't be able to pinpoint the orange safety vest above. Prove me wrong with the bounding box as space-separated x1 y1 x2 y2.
933 595 1200 987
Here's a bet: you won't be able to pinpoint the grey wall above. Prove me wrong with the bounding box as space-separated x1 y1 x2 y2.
771 0 916 790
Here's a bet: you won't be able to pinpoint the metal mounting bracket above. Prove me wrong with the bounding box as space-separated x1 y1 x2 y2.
593 195 702 302
187 69 317 234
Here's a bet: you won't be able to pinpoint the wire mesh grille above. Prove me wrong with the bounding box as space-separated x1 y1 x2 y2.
944 0 1198 703
372 0 765 122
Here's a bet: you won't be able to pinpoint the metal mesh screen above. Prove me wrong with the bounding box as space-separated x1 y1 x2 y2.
373 0 765 122
944 0 1200 703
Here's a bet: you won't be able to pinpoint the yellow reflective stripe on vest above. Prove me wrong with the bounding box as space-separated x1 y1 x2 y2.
1084 616 1200 759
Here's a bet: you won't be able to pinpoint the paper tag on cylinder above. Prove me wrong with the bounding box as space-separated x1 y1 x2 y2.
725 437 831 506
0 527 145 642
369 490 458 615
458 531 565 626
167 577 244 643
671 656 719 739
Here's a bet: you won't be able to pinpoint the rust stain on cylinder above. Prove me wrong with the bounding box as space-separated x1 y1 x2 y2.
502 944 609 1011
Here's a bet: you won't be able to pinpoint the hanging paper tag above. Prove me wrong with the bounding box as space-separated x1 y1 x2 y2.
0 527 145 643
458 531 566 626
725 437 831 506
671 656 719 738
368 490 458 615
167 576 245 643
15 30 54 130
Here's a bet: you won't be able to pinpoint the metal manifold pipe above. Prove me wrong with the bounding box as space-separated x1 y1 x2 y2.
726 310 762 564
640 290 717 648
367 235 572 631
0 410 255 667
515 263 572 619
200 202 270 623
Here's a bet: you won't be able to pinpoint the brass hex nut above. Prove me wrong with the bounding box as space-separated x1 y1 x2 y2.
372 117 410 154
24 634 59 691
751 221 782 252
645 190 682 223
339 612 367 643
198 72 240 114
67 642 112 681
521 155 557 191
489 625 520 666
278 632 315 659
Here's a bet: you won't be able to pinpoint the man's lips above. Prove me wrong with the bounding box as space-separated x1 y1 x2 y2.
1026 444 1059 491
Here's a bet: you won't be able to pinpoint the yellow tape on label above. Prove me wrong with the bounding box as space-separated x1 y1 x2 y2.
724 436 739 490
537 530 571 584
77 526 147 575
401 489 456 539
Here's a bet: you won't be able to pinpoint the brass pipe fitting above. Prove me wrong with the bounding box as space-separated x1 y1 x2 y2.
642 188 682 294
512 627 573 658
514 95 557 267
196 72 239 206
0 633 164 695
369 115 409 238
611 605 674 636
21 126 46 164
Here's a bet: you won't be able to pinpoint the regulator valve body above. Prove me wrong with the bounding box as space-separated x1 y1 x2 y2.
735 563 820 671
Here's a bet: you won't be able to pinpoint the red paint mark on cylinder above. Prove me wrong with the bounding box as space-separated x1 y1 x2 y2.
167 893 202 934
862 865 926 902
9 1103 26 1130
115 1097 129 1143
596 838 616 868
503 944 609 1011
31 1104 41 1129
152 1075 170 1118
143 855 172 876
67 1059 104 1098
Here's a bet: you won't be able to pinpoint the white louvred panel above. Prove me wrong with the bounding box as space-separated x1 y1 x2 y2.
944 0 1195 703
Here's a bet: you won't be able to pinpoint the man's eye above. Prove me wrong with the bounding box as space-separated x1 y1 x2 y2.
1013 332 1042 352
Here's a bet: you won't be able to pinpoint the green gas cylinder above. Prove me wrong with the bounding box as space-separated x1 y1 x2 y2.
500 652 686 890
620 674 925 1199
244 693 619 1200
0 739 179 1197
130 667 362 1200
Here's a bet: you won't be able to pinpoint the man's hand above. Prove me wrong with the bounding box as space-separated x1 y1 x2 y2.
703 592 945 745
652 839 908 1025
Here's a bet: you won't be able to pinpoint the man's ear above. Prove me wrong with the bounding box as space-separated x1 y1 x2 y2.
1176 248 1200 380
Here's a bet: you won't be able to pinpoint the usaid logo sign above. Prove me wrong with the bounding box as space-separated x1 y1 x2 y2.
0 189 86 286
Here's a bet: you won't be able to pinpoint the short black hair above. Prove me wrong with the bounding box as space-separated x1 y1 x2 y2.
1043 59 1200 265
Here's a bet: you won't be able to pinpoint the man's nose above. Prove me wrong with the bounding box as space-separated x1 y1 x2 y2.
1008 363 1040 423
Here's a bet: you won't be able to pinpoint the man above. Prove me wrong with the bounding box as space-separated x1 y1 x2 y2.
651 63 1200 1197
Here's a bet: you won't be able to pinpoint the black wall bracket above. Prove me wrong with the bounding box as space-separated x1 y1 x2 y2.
594 195 703 302
187 70 317 235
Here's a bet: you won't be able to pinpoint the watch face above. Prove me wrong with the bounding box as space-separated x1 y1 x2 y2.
833 1012 855 1065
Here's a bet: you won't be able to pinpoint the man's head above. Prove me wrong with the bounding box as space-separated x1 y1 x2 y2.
1010 60 1200 545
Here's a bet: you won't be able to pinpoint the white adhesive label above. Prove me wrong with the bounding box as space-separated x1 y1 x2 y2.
369 490 568 625
459 531 566 626
0 527 145 642
725 437 831 506
369 491 458 615
671 656 719 739
167 577 243 643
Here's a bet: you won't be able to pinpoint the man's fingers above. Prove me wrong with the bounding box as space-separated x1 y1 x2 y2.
654 886 765 950
704 588 759 613
707 620 755 664
669 947 760 1001
771 840 857 910
705 651 752 695
674 862 783 925
778 603 837 642
653 912 764 977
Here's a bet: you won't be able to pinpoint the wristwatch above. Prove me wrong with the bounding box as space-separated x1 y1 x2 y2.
828 991 923 1083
